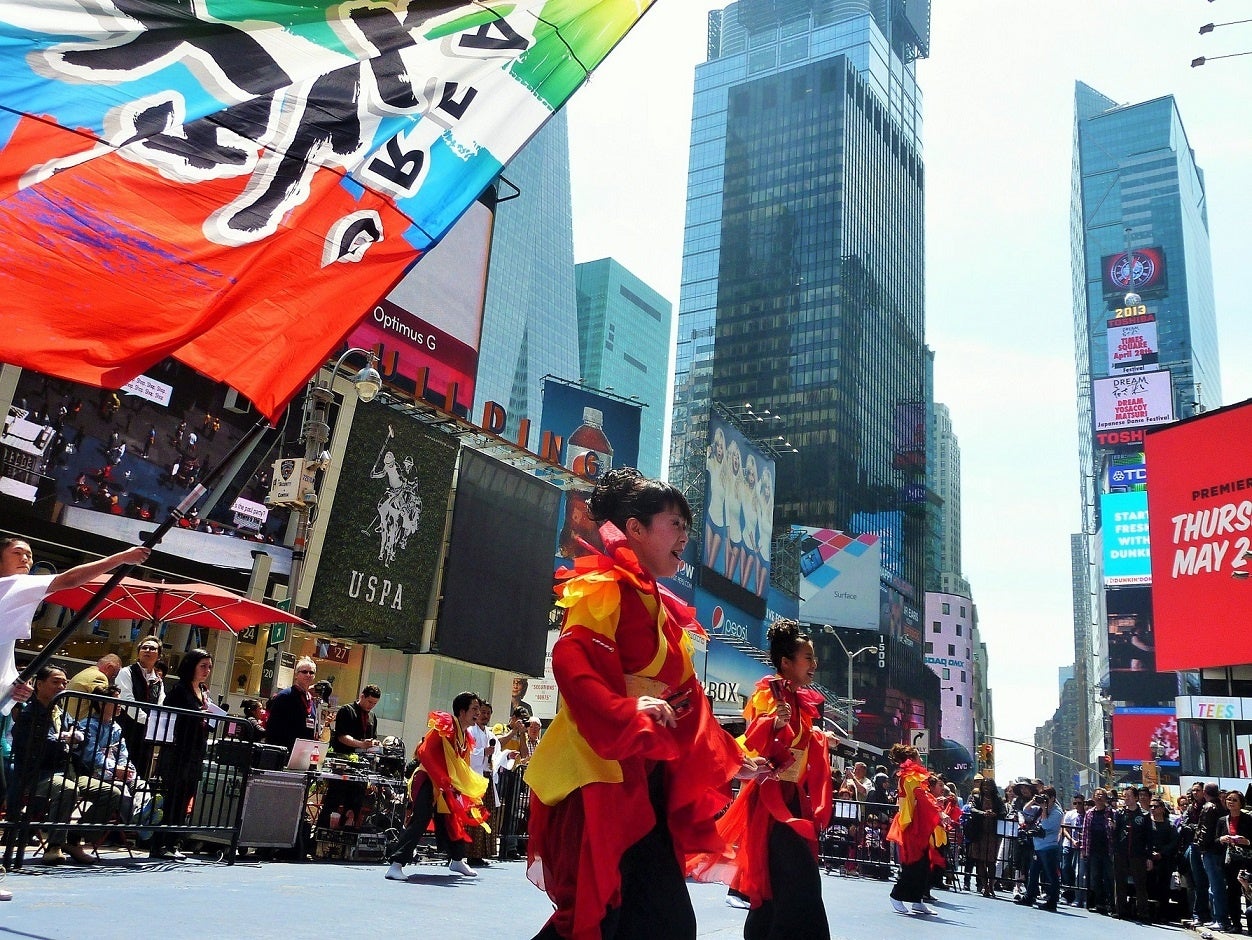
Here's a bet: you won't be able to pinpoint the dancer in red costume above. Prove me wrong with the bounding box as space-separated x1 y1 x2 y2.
886 743 944 915
526 469 765 940
692 620 832 939
384 691 488 880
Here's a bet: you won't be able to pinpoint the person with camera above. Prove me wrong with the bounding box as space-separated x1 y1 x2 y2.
1014 786 1064 912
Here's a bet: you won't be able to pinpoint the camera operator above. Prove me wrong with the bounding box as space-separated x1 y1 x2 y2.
1015 786 1064 911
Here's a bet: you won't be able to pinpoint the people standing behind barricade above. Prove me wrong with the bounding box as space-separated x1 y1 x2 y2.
1015 785 1063 912
1184 782 1212 927
495 704 532 860
264 657 319 756
869 771 895 818
1145 795 1179 921
384 691 488 881
885 743 943 916
1060 793 1087 907
1216 788 1252 934
11 664 123 865
66 654 122 721
150 649 215 861
963 775 1006 897
115 636 165 774
318 684 381 829
847 761 870 802
689 620 832 940
1110 785 1150 922
1082 788 1117 914
467 700 503 867
233 699 267 742
75 684 160 827
1008 779 1041 898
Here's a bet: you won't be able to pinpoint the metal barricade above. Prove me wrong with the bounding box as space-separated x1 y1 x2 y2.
0 690 268 868
818 798 897 880
495 764 530 860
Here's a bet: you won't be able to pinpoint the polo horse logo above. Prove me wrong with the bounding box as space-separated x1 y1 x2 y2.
369 426 423 567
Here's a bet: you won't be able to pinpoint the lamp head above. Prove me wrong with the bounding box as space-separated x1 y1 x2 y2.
352 356 382 402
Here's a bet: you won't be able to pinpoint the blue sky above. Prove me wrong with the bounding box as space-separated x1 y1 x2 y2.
562 1 1252 783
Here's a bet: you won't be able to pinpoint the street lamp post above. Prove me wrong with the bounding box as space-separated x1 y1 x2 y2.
823 624 877 740
286 347 381 613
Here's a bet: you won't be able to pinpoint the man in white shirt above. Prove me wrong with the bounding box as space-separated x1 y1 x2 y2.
466 700 502 866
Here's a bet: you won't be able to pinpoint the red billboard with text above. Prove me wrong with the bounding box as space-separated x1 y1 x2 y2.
346 197 494 419
1146 399 1252 670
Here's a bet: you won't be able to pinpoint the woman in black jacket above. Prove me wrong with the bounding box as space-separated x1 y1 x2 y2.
150 649 214 860
1218 790 1252 934
1145 798 1179 921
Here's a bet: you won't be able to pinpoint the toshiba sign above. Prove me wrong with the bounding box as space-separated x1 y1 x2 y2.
1146 399 1252 670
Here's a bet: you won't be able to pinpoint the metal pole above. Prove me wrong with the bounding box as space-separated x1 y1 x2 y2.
0 417 271 713
848 656 856 739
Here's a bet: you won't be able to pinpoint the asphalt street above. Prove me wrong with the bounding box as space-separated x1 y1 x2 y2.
3 851 1178 940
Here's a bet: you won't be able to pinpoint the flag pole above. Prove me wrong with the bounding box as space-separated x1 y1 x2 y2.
0 417 272 712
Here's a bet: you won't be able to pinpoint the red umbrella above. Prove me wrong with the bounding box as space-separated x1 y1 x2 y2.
46 576 313 635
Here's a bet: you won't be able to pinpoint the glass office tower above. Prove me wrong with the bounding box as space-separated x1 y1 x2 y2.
1071 83 1220 769
669 0 929 594
474 110 580 450
575 258 673 478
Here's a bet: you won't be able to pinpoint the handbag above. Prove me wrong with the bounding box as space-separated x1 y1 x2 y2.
1228 842 1252 865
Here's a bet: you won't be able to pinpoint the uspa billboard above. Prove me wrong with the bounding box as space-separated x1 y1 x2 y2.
1146 399 1252 670
1101 491 1151 586
702 412 776 599
1101 246 1167 297
304 408 458 649
346 197 493 420
1093 371 1174 432
793 526 881 630
1107 318 1159 374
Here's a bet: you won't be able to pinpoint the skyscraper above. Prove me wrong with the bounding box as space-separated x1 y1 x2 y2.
474 110 580 450
574 258 673 478
929 401 969 597
669 0 929 590
1071 83 1220 775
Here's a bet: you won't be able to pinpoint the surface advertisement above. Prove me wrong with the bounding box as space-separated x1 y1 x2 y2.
1111 708 1179 765
1093 371 1175 432
793 526 881 631
346 198 493 419
1101 491 1152 586
701 411 776 600
1106 318 1159 374
304 408 458 649
1146 400 1252 670
1101 246 1168 297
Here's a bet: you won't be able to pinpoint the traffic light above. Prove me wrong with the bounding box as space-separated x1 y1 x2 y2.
977 742 993 764
1099 754 1113 779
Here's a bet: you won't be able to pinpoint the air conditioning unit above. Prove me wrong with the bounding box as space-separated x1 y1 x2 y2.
223 388 252 414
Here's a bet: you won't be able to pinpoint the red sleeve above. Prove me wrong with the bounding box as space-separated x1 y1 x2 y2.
551 624 680 763
416 727 452 794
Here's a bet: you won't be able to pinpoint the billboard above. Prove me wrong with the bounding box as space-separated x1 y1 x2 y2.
1101 246 1167 296
1111 708 1179 765
793 526 881 630
701 411 776 600
1101 491 1151 586
1105 453 1147 492
1093 371 1174 432
850 510 904 585
893 401 926 471
438 448 561 676
346 197 494 420
304 408 458 649
1106 585 1176 705
1106 318 1159 374
692 585 767 652
539 380 642 485
1146 399 1252 670
2 363 295 569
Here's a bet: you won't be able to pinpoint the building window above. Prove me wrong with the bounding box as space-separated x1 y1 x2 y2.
932 621 941 633
941 602 950 614
956 694 963 707
942 668 950 680
960 605 966 617
955 623 962 636
961 671 967 683
924 642 933 654
948 644 956 656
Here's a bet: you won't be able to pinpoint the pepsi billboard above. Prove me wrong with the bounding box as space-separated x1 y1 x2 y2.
693 585 766 651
